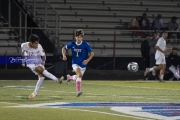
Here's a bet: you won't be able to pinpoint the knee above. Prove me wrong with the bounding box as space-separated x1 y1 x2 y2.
35 66 44 73
38 74 44 77
77 73 83 78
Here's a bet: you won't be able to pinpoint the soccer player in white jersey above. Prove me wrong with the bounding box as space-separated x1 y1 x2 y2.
21 34 64 99
62 29 94 97
144 31 171 82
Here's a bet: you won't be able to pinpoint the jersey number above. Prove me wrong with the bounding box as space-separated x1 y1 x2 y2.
76 51 79 57
28 52 33 56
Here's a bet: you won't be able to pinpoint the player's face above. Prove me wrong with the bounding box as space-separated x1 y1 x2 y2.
162 33 168 39
75 35 83 44
173 49 178 55
30 41 39 48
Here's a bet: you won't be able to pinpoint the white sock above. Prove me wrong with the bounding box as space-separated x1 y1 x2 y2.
73 75 77 80
34 77 45 95
149 67 154 72
42 70 58 82
160 75 164 80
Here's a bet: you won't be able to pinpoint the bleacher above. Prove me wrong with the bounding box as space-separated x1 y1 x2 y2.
18 0 180 57
0 13 21 55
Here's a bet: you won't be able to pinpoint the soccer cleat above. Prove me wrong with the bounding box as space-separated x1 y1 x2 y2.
144 68 149 76
66 74 71 84
159 79 165 82
29 93 36 99
58 76 64 84
77 91 83 97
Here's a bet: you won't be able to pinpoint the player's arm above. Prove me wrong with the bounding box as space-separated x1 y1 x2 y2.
87 52 94 62
41 55 46 65
62 47 67 61
62 42 72 61
21 43 26 67
39 45 46 65
82 52 94 65
155 46 165 53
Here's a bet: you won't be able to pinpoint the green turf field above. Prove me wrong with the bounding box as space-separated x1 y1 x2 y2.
0 80 180 120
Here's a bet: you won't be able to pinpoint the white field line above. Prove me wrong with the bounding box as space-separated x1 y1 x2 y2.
58 107 153 120
3 102 153 120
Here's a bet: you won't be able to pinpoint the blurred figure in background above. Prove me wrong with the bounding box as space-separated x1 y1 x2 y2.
148 32 160 79
167 16 180 40
139 13 150 30
141 34 151 80
128 16 142 38
151 14 165 30
168 47 180 80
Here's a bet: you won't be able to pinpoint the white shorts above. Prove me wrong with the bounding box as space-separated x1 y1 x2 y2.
72 64 86 75
27 64 45 75
156 55 166 65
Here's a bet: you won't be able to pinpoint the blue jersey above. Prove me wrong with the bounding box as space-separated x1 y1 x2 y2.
64 40 93 68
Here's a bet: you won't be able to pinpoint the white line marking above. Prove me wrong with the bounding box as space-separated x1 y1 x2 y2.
58 107 153 120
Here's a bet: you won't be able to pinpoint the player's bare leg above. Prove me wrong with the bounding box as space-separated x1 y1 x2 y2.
159 64 166 82
144 65 163 76
29 74 44 99
35 66 63 84
74 68 83 97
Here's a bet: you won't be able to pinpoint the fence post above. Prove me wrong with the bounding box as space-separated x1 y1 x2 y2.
55 14 58 44
58 15 61 46
113 31 116 70
25 14 27 42
19 11 22 42
33 0 36 16
8 0 11 27
44 0 47 28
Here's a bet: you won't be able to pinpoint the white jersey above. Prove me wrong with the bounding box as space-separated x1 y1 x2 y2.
155 37 166 59
21 42 45 66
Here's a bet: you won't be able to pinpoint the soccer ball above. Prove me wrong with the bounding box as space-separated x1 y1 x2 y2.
127 62 139 72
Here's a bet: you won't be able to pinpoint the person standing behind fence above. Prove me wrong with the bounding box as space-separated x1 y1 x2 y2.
148 32 160 78
141 34 151 79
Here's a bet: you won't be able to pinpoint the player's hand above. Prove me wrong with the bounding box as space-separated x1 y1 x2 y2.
41 61 45 65
82 60 89 65
62 56 67 61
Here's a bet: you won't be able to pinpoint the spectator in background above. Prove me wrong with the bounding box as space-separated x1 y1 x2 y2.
128 16 142 37
149 32 160 67
141 34 151 79
151 14 164 30
139 13 150 30
167 16 180 39
168 47 180 80
148 32 160 79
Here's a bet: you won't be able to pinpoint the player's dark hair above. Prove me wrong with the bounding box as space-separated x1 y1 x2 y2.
171 16 177 20
75 29 84 37
29 34 39 43
162 31 168 34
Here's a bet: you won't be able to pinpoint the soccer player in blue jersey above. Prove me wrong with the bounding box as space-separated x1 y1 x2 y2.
62 29 94 97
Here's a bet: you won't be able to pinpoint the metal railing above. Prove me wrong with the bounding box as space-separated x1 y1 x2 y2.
21 0 61 46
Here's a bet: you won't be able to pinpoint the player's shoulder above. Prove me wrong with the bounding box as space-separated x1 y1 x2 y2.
21 42 28 48
158 37 164 42
82 40 90 45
